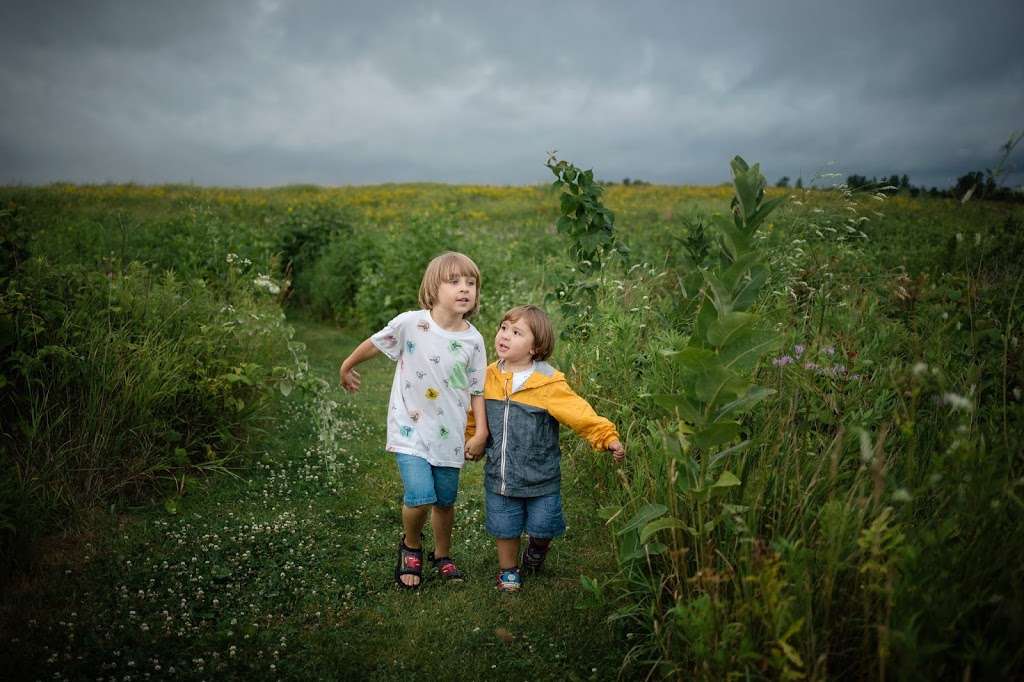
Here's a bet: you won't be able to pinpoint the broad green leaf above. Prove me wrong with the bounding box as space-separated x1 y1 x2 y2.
690 299 717 348
730 155 750 174
719 222 750 260
721 251 758 290
746 196 786 234
715 386 776 421
639 517 686 543
711 470 742 488
597 505 623 522
692 421 742 449
732 265 769 311
732 158 760 221
650 394 702 422
707 312 754 348
616 503 668 535
645 542 669 555
681 271 703 298
618 530 645 563
701 270 733 315
695 365 748 406
661 347 715 373
710 440 752 467
719 329 781 372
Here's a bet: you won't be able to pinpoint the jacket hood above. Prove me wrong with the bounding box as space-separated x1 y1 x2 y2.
487 360 564 393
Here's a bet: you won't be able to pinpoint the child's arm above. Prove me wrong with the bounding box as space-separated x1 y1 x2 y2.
339 338 380 393
465 394 488 461
546 381 625 461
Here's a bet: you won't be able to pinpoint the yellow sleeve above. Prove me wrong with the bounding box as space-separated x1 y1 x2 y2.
544 380 620 451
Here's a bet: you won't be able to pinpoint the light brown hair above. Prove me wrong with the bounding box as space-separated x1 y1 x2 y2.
501 305 555 361
418 251 482 318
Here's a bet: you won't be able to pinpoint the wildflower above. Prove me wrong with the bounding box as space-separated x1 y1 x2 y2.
773 355 793 367
253 274 280 295
822 345 835 355
793 344 805 357
912 362 928 376
941 392 973 411
892 488 912 502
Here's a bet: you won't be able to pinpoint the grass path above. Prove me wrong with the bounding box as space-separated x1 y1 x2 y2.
2 318 627 680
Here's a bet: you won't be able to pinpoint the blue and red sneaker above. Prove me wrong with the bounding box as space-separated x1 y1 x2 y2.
496 567 523 592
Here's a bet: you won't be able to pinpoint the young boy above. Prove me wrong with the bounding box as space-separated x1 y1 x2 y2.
340 252 488 589
475 305 625 592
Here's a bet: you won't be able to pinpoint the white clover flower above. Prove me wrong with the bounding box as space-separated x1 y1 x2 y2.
941 392 973 411
253 274 281 295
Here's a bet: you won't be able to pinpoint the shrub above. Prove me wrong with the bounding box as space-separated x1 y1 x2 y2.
0 257 297 572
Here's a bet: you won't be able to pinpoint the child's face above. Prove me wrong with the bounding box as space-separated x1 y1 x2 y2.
434 272 477 317
495 317 535 367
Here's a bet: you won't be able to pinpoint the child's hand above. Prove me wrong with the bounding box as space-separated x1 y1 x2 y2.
465 434 486 461
608 440 625 463
339 366 361 393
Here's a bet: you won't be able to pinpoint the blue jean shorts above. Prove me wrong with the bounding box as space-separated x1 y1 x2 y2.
485 489 566 539
395 453 461 508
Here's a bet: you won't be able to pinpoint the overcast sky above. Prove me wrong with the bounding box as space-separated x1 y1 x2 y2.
2 1 1022 188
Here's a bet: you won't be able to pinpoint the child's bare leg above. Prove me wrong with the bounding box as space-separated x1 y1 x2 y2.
402 504 429 547
399 504 430 587
496 537 520 569
430 504 454 557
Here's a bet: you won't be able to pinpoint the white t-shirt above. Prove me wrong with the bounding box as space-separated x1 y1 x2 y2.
371 310 486 468
511 362 535 393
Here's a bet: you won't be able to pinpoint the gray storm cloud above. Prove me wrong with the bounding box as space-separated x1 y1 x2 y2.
1 0 1021 188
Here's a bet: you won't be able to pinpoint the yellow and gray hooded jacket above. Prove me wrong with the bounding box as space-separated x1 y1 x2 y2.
472 360 619 497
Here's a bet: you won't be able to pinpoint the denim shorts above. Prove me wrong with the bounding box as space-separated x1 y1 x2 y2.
395 453 461 508
485 489 566 539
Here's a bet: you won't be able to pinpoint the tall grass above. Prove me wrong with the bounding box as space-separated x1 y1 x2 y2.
0 210 301 572
551 164 1024 679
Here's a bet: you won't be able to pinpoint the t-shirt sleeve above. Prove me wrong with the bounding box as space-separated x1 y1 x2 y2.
467 333 487 396
370 311 414 362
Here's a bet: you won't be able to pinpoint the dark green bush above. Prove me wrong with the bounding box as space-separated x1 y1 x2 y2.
0 257 295 572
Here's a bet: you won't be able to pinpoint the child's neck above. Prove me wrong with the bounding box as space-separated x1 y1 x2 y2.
429 308 468 332
504 358 534 373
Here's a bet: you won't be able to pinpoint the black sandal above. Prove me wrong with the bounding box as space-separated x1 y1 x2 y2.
428 551 465 581
395 536 423 590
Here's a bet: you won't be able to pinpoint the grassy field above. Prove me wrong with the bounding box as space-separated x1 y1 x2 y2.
1 175 1022 679
2 317 624 680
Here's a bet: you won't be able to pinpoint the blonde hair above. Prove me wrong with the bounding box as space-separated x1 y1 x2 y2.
418 252 482 318
501 305 555 361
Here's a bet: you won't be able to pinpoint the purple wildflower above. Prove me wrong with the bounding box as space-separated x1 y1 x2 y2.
822 345 835 355
773 355 793 367
793 344 805 358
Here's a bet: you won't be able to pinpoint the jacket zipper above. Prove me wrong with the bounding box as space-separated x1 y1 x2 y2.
500 373 510 495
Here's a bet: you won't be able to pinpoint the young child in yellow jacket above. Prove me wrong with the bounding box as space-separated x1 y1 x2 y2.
471 305 625 592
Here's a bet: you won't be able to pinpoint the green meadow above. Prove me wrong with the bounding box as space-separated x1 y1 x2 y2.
1 164 1022 680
